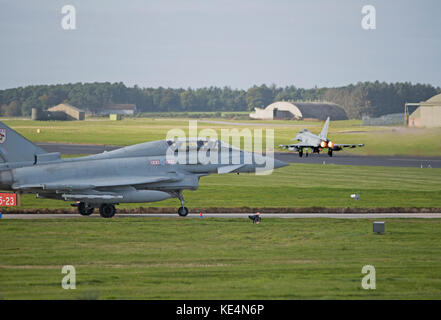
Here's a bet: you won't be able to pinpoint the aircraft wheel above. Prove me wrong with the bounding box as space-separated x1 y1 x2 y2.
99 204 116 218
299 150 303 158
78 202 94 216
178 206 189 217
328 150 333 157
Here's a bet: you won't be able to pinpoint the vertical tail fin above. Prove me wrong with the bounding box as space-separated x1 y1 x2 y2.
318 117 330 140
0 121 47 163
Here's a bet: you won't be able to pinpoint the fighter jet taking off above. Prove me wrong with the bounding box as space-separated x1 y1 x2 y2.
0 122 287 218
279 117 364 157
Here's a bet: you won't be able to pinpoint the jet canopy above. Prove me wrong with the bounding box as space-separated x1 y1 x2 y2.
166 138 242 153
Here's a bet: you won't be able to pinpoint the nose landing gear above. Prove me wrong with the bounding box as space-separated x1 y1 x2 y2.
178 206 189 217
177 191 189 217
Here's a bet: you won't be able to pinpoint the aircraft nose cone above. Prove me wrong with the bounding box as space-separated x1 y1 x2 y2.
274 159 289 169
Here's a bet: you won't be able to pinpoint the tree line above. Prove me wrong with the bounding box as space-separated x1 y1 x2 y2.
0 81 439 119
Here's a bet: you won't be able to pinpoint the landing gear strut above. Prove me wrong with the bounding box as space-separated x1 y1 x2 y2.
99 204 116 218
299 149 303 158
78 202 94 216
177 191 189 217
328 149 333 157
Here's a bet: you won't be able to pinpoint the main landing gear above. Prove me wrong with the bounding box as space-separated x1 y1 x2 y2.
177 191 189 217
298 149 309 158
99 203 116 218
328 149 333 157
73 202 116 218
78 202 94 216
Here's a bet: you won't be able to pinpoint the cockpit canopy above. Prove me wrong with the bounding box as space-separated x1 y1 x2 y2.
166 138 241 153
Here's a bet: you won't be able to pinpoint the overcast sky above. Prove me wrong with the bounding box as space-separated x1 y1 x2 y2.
1 0 440 90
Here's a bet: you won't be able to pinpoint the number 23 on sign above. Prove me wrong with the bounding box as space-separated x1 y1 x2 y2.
0 193 17 206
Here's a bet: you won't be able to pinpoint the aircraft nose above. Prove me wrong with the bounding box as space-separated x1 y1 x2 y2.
274 159 289 169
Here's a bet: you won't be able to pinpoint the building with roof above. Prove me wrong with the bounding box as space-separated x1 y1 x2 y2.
407 93 441 128
249 101 348 121
99 104 136 115
47 103 85 120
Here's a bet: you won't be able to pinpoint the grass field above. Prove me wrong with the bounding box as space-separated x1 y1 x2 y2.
1 117 440 301
3 118 441 156
8 163 441 210
1 217 441 299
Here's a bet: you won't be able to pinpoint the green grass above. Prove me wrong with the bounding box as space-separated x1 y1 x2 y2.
3 118 441 156
10 164 441 210
1 218 441 299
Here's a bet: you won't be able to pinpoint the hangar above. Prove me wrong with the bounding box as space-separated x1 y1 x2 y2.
407 93 441 128
32 104 85 121
48 103 85 120
249 101 348 121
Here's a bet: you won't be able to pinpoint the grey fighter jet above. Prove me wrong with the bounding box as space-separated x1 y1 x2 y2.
280 117 364 157
0 122 287 218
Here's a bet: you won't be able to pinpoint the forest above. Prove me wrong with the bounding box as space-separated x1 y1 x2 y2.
0 81 439 119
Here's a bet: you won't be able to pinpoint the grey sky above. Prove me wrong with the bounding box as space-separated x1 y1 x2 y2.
1 0 440 90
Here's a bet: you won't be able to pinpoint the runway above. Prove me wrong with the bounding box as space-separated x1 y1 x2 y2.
275 152 441 168
3 213 441 219
36 142 441 168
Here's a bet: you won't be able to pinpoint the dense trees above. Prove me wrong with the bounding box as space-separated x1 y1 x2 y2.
245 85 276 111
321 82 440 118
0 81 439 119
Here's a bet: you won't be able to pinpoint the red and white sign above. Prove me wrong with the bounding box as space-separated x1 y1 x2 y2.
0 193 17 206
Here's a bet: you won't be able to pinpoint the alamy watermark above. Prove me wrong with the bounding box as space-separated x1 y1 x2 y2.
61 265 76 289
361 5 376 30
361 265 376 290
165 120 275 175
61 5 76 30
